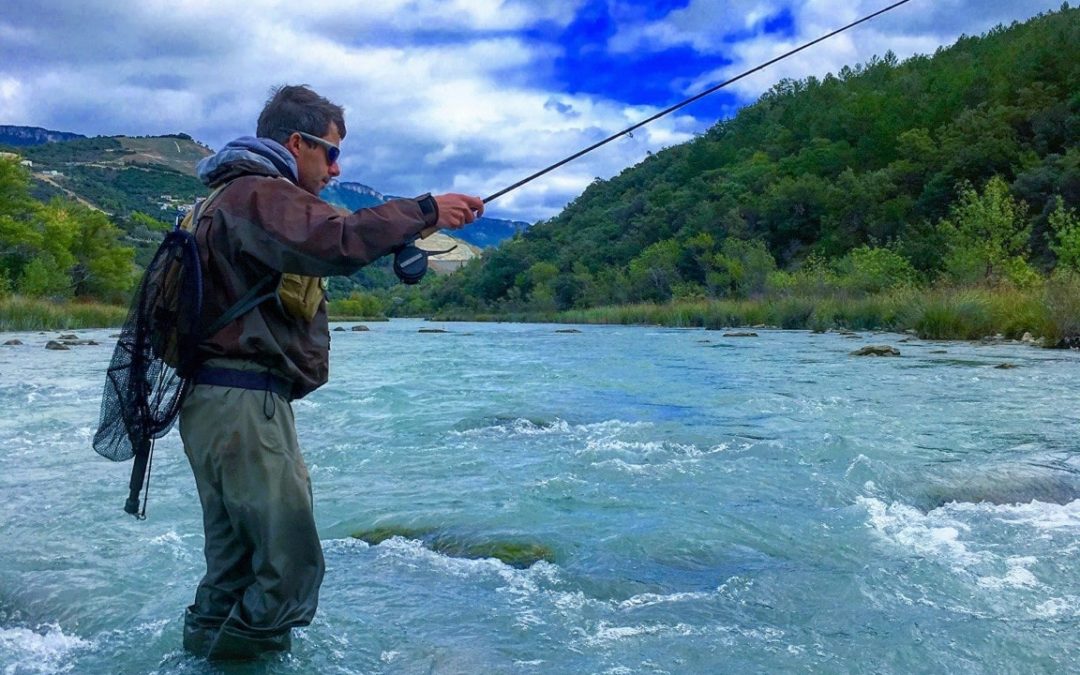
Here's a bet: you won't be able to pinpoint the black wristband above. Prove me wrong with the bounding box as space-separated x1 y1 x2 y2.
416 193 439 228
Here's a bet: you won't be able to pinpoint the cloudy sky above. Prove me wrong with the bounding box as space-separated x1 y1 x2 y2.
0 0 1065 222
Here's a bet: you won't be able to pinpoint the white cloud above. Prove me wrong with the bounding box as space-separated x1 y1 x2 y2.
0 0 1067 221
609 0 776 54
616 0 1065 102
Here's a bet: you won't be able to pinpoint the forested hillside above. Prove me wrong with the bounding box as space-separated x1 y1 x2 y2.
0 157 134 303
13 134 210 217
427 5 1079 314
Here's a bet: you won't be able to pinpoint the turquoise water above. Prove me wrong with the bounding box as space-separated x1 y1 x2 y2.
1 320 1079 674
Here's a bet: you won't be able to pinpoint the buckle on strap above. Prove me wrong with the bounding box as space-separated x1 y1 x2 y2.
193 367 293 400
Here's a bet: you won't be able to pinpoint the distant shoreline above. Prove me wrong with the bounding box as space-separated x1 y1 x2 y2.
432 283 1080 347
5 283 1078 347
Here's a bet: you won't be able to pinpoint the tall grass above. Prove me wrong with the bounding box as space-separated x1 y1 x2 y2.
0 295 128 332
9 277 1075 345
556 284 1067 342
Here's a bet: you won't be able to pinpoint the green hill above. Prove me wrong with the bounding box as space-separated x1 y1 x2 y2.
17 133 212 219
426 5 1079 314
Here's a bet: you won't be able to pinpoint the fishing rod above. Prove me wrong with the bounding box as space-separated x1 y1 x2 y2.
396 0 915 282
481 0 915 205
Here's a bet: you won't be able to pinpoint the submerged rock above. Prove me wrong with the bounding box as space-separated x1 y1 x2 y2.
995 363 1017 369
353 526 437 545
351 526 556 569
3 339 23 346
919 468 1080 510
1057 335 1080 349
418 328 448 334
45 340 70 351
555 329 581 333
850 345 900 357
723 332 758 338
351 325 369 331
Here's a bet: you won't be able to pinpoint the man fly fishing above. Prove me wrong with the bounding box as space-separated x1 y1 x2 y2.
176 84 482 660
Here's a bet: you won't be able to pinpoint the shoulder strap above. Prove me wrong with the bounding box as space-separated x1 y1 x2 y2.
203 275 278 338
193 179 279 341
181 181 233 233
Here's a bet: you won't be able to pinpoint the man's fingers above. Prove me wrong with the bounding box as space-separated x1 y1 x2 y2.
434 193 485 229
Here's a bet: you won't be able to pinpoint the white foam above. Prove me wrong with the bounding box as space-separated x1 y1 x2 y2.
953 498 1080 531
0 623 91 674
590 458 658 475
321 537 371 554
859 497 984 566
583 621 697 647
370 536 560 584
977 556 1041 589
380 650 401 663
148 529 196 561
1032 597 1078 619
452 418 650 439
857 497 1080 596
579 438 715 460
617 590 714 610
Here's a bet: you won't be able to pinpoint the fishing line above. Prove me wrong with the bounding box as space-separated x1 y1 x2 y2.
402 0 913 283
481 0 914 205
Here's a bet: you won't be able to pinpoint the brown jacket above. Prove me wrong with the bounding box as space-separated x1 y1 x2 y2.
192 174 435 399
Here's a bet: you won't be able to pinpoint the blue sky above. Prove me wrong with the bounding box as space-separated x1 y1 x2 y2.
0 0 1067 222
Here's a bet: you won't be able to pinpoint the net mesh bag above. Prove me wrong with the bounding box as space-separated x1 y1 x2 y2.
93 225 203 515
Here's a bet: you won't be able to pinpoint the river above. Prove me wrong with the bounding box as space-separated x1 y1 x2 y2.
1 320 1078 673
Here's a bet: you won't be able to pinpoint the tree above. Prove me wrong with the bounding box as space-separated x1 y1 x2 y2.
0 158 40 287
627 240 681 302
0 157 135 300
711 238 777 298
329 290 385 317
832 245 917 294
67 204 135 300
939 176 1036 285
1048 196 1080 271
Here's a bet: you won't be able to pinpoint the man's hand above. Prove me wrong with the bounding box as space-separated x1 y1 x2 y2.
434 193 484 229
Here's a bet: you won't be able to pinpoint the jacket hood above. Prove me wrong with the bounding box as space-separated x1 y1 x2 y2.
196 137 298 188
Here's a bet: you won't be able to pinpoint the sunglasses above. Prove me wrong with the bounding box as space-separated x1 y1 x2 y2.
294 130 340 166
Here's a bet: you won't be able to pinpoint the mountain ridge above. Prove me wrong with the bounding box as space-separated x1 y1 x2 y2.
0 124 86 146
320 179 530 249
2 127 529 249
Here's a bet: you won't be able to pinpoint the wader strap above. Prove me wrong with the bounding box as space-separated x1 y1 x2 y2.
203 274 279 339
194 366 293 401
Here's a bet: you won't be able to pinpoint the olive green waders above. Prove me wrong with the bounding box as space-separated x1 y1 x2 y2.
178 361 324 660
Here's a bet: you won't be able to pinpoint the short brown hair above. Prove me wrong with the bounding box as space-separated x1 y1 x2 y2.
257 84 346 143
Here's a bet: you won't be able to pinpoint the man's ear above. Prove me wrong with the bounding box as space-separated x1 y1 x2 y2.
283 132 303 159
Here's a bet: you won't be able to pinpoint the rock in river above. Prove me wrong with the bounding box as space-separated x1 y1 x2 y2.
850 345 900 357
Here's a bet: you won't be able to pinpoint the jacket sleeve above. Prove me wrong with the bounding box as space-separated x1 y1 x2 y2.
214 175 437 277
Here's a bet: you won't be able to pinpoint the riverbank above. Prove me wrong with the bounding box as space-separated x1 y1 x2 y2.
0 295 397 332
0 296 127 332
7 278 1080 346
435 280 1080 345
